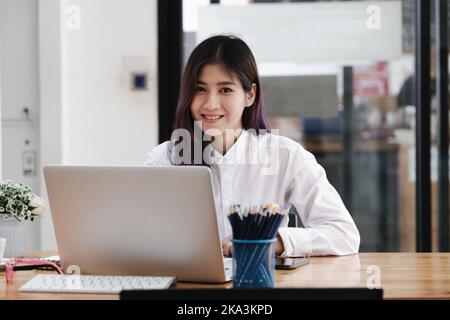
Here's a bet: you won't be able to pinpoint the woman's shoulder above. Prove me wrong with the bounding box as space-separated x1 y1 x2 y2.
144 141 173 165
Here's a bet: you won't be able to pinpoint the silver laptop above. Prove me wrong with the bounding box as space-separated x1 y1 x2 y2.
43 165 232 283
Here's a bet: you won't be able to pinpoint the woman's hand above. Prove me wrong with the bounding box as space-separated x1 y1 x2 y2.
222 234 284 257
222 236 233 257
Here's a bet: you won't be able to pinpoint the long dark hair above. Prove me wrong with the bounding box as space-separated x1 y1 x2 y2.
172 35 270 165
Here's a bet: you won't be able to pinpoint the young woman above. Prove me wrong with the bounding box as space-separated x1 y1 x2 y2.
145 35 360 257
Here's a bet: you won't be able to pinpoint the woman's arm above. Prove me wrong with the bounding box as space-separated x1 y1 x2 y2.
278 149 360 257
144 141 173 166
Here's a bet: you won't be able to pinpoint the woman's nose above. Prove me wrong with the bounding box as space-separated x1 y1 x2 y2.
204 93 220 110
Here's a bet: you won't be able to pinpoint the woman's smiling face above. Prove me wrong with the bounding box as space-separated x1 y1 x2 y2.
191 63 256 136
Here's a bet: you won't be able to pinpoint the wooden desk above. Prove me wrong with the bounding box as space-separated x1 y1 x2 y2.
1 252 450 300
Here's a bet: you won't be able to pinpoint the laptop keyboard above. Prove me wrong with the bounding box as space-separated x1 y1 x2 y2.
19 274 176 294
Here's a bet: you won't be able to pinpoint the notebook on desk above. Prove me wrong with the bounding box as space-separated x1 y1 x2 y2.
43 165 232 283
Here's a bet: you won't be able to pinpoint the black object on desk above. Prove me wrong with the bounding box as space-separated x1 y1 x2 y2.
120 288 383 300
275 257 309 270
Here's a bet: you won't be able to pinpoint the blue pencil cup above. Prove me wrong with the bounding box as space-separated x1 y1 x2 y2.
232 239 276 288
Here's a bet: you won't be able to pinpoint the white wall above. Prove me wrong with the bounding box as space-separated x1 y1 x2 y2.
1 0 41 251
0 36 2 181
198 1 402 64
62 0 158 164
38 0 64 251
39 0 159 250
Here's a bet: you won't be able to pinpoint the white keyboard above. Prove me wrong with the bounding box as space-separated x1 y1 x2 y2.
20 274 176 294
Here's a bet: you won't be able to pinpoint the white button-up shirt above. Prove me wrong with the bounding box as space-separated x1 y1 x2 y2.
145 130 360 256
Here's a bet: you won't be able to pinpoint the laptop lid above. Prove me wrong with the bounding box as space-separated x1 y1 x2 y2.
43 165 229 283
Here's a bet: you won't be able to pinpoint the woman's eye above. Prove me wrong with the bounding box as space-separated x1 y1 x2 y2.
196 86 206 92
220 88 232 93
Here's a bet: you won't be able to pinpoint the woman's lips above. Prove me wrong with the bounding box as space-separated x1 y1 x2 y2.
201 114 224 123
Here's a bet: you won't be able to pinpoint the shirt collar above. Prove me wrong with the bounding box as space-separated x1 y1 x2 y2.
209 129 249 165
168 129 250 166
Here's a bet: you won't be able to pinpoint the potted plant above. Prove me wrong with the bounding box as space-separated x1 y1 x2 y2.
0 180 46 257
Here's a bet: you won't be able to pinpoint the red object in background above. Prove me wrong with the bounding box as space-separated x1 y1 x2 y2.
353 62 389 96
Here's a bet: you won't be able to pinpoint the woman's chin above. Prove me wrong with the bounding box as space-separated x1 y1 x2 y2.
199 122 223 135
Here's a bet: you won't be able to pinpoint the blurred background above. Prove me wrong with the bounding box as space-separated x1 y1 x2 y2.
0 0 449 253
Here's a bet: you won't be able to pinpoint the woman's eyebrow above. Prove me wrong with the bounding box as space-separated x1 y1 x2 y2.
197 80 237 86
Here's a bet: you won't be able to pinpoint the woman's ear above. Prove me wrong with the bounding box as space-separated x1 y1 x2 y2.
245 83 257 107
